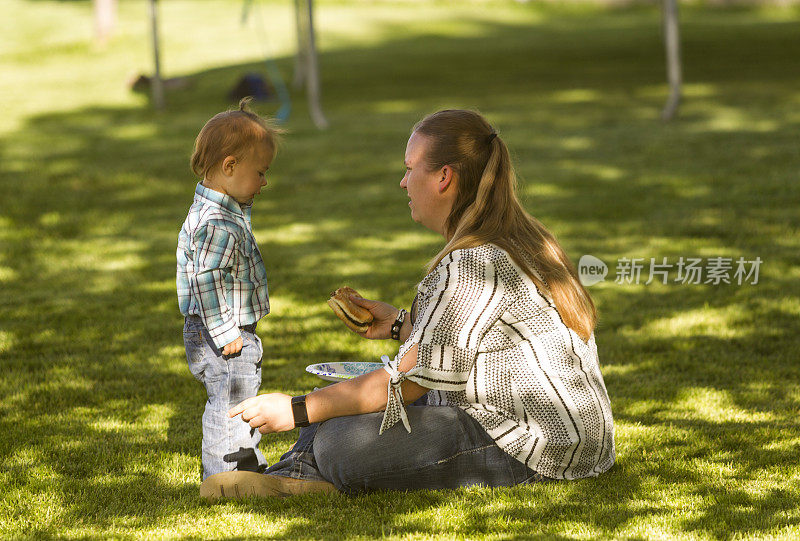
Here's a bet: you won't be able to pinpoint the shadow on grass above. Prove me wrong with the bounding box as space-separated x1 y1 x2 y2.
1 7 799 538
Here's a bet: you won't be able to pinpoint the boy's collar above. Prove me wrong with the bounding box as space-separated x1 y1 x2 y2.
194 182 246 215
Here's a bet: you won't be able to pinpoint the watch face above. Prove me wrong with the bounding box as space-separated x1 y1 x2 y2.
291 396 310 427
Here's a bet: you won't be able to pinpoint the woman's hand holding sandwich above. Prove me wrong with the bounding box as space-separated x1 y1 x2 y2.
327 287 412 342
348 295 411 341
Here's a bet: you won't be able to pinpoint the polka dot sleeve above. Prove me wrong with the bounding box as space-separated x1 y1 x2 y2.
379 249 510 434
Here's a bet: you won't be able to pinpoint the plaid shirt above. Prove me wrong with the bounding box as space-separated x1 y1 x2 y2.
177 182 270 349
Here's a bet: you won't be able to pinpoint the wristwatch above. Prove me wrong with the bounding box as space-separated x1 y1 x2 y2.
391 309 407 341
291 395 310 428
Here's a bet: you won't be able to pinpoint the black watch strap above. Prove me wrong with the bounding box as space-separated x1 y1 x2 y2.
391 309 407 341
291 395 310 428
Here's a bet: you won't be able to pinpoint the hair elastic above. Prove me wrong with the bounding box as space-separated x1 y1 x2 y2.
487 132 498 144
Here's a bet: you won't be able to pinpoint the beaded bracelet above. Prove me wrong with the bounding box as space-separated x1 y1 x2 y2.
390 309 407 341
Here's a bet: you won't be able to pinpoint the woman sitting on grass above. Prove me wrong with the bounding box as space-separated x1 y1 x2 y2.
201 109 615 499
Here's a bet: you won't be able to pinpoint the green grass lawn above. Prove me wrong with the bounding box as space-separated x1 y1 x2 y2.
2 0 799 538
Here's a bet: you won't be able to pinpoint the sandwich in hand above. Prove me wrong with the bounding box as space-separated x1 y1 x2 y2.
327 287 374 333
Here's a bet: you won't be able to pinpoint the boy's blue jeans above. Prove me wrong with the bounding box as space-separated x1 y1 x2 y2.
183 315 268 480
264 403 550 493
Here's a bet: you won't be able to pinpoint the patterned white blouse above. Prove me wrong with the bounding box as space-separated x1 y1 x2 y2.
380 244 615 480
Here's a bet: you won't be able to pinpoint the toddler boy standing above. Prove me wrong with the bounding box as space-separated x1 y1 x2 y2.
177 98 278 480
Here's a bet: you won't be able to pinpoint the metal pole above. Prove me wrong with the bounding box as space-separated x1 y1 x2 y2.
292 0 307 89
149 0 165 110
93 0 117 45
305 0 328 129
661 0 682 121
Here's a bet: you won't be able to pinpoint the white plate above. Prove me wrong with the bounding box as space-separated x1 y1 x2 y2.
306 361 384 382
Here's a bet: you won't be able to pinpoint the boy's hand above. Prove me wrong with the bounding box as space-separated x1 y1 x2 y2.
221 336 243 356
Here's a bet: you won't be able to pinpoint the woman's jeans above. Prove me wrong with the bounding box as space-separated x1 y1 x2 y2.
184 315 268 480
265 402 548 493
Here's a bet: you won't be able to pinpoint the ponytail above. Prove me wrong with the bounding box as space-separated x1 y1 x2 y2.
414 110 596 341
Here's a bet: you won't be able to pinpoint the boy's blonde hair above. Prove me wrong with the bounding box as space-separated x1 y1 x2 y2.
191 97 281 179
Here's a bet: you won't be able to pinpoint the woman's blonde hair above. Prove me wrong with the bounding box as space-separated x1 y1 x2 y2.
191 97 282 179
414 109 596 341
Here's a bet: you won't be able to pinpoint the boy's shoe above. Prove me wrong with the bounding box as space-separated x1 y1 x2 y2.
200 471 337 501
